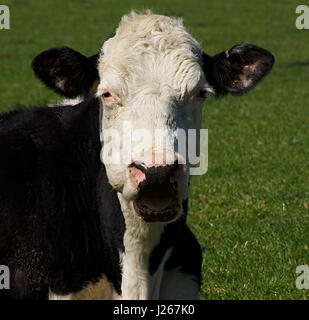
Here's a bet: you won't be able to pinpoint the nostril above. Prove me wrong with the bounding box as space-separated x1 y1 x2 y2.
129 159 185 191
128 162 147 189
129 161 148 174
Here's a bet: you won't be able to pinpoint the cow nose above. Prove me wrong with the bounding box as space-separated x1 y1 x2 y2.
128 161 148 189
128 160 183 193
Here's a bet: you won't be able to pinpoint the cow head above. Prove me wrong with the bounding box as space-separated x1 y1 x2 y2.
32 12 274 223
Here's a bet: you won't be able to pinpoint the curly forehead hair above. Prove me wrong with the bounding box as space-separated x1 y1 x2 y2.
101 10 202 58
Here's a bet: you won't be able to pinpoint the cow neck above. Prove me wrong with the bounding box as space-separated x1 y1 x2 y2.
117 192 166 299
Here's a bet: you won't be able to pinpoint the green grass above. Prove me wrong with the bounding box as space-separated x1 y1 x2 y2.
1 0 308 299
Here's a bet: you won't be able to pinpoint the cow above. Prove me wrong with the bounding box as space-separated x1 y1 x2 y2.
0 11 274 300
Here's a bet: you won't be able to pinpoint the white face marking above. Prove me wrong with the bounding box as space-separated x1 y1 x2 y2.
96 12 210 200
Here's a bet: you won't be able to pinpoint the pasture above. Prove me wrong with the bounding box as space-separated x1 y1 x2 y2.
0 0 308 299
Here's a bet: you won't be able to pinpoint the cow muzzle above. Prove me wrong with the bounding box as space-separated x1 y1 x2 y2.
128 159 185 222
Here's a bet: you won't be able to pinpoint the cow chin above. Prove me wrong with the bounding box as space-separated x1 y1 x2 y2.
132 195 182 223
120 180 180 223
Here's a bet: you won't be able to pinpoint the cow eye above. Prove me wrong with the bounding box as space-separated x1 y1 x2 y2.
198 89 208 99
100 89 120 104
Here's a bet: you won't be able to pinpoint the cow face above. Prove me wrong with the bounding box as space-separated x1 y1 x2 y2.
32 12 274 223
96 13 211 223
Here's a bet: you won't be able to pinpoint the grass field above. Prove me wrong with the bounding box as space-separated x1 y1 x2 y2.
1 0 308 299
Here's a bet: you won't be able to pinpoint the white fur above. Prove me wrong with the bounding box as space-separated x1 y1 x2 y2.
48 96 83 107
118 192 166 299
97 11 210 198
58 97 83 106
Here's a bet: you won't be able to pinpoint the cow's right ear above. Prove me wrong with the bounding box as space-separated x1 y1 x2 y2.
31 47 99 98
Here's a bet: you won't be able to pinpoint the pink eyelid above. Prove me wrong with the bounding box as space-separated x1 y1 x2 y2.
100 87 118 102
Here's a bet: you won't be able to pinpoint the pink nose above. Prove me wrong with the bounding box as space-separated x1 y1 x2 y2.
129 162 147 189
128 159 184 191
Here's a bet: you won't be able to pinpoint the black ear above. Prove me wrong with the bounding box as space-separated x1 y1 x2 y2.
203 43 275 95
31 47 100 98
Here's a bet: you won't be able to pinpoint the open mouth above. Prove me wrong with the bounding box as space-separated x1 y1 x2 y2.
129 160 183 222
133 195 180 222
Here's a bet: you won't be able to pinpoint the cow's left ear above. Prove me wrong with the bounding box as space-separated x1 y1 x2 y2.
31 47 99 98
203 43 275 95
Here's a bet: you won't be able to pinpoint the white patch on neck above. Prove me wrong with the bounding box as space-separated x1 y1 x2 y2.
117 193 168 300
